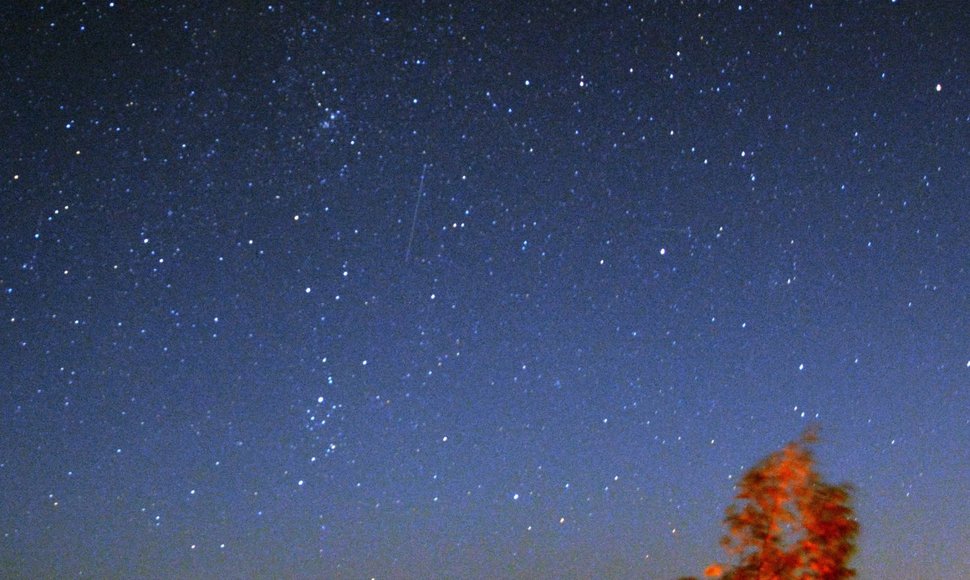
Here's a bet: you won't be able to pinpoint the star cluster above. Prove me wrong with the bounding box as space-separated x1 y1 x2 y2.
1 2 967 578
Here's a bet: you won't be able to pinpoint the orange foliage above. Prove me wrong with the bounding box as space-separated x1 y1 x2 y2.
713 427 859 579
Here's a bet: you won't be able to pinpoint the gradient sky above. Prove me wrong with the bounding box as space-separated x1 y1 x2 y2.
1 2 968 578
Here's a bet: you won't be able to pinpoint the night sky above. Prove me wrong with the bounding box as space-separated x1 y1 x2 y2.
1 2 968 578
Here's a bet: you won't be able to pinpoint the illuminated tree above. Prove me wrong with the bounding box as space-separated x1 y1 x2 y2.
711 427 859 579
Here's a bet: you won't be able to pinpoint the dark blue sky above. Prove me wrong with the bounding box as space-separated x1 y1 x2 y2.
1 2 967 578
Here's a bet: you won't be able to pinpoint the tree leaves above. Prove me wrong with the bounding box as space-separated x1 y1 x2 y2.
710 427 859 579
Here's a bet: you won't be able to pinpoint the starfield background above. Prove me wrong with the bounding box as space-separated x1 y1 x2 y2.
1 2 967 578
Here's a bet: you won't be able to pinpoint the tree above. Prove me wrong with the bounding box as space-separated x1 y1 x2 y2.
709 427 859 579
